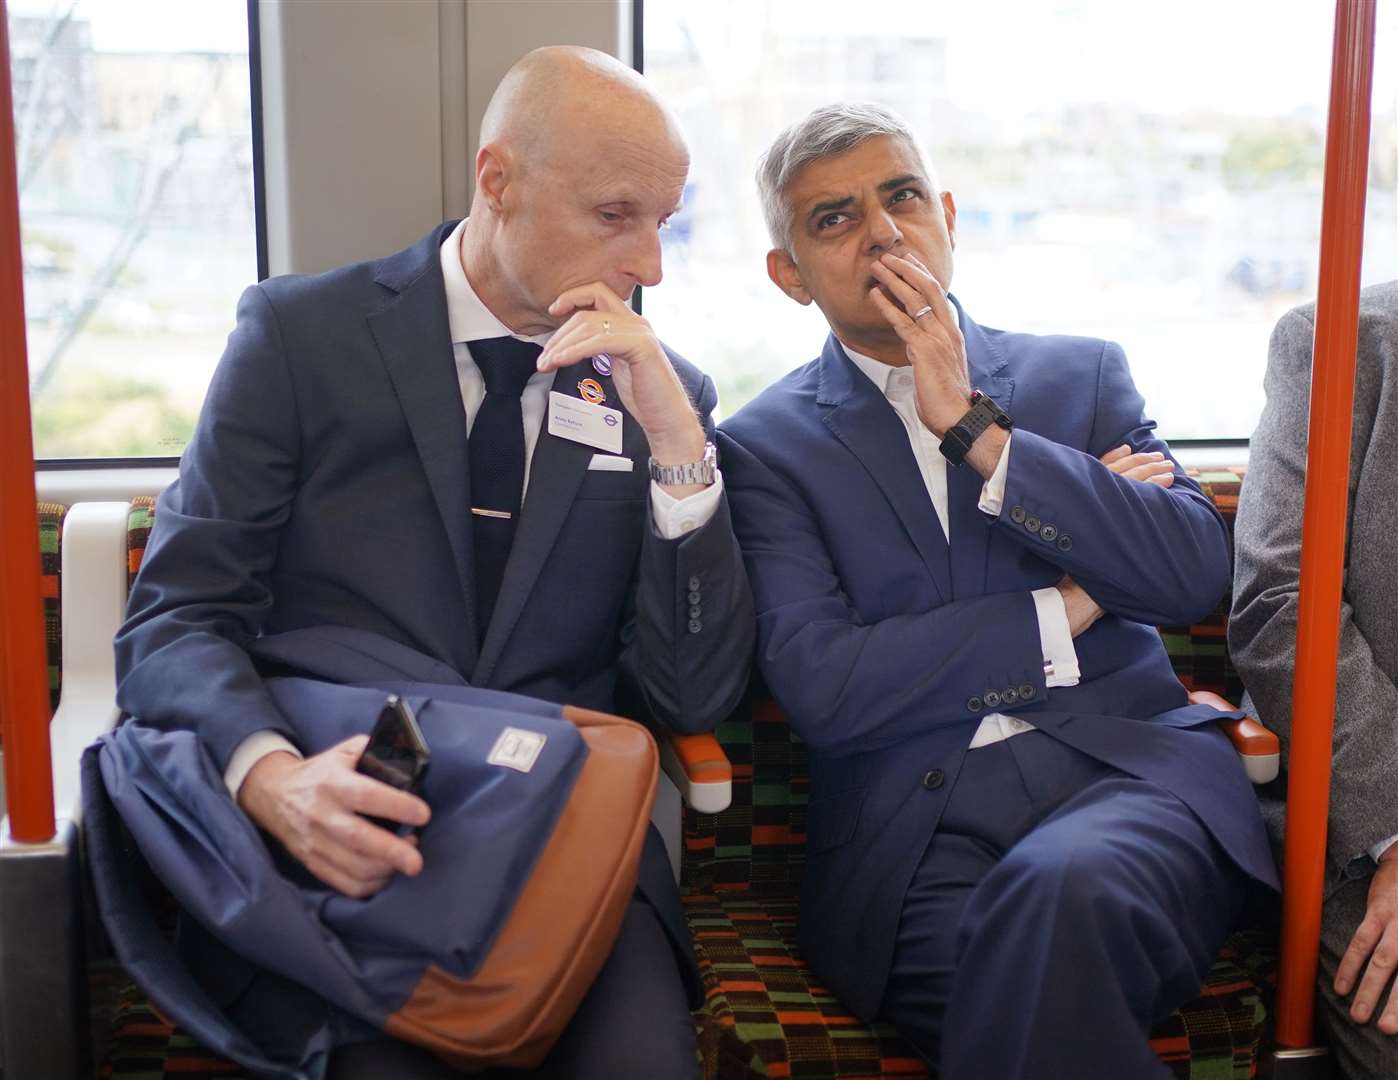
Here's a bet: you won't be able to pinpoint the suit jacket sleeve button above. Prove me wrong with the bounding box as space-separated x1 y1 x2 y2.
689 605 703 618
1002 687 1019 705
1056 534 1073 552
1019 683 1036 700
1010 506 1026 524
967 696 983 713
984 690 1002 708
1040 523 1058 541
688 576 701 591
1024 516 1040 533
922 769 945 790
688 591 702 604
688 619 703 634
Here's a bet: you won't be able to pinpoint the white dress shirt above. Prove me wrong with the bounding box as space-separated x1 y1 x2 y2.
840 343 1080 752
223 220 722 796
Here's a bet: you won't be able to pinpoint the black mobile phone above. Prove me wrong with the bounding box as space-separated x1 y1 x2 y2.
355 695 430 832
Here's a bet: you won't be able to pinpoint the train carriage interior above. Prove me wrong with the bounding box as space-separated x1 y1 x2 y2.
2 1 1397 1078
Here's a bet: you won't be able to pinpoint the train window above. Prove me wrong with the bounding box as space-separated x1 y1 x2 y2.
9 0 258 460
643 0 1398 439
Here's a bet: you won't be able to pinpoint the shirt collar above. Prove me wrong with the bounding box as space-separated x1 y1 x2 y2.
838 301 962 400
439 218 554 348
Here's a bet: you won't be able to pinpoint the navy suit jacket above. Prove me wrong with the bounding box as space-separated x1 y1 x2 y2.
114 222 755 995
717 304 1277 1019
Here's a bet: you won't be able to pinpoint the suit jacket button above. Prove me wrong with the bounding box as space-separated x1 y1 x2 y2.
984 690 1002 708
1056 534 1073 552
688 577 701 591
922 769 945 790
1002 687 1019 705
687 590 702 604
1019 683 1036 700
1024 516 1040 533
688 619 703 634
967 696 983 713
1040 523 1059 541
689 605 703 618
1010 506 1026 524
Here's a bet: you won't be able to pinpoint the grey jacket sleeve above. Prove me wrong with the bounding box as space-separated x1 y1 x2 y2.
1230 300 1398 873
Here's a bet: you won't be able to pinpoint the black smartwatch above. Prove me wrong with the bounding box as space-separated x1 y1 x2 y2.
939 390 1013 466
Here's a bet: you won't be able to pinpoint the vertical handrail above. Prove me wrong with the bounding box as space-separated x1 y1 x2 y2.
0 0 57 843
1275 0 1377 1049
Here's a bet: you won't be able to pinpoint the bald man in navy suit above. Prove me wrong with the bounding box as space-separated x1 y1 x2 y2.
117 47 753 1079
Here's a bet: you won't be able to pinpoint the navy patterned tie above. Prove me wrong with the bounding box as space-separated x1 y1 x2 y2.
467 336 542 637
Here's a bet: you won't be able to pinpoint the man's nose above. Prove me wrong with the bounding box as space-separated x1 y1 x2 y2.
625 230 665 289
864 208 903 255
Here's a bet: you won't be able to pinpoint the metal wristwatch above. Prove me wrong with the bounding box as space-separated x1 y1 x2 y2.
649 440 718 486
939 390 1013 466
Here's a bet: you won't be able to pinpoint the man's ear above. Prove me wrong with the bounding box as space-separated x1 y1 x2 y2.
476 144 510 214
767 249 812 306
940 190 957 251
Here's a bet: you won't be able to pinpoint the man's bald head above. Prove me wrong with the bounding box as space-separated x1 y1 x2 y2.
462 46 690 334
479 46 686 176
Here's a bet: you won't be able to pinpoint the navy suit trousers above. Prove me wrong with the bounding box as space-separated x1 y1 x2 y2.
880 731 1246 1080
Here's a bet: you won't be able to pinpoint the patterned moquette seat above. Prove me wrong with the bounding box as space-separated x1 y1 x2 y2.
684 465 1278 1080
100 474 1276 1079
38 501 66 716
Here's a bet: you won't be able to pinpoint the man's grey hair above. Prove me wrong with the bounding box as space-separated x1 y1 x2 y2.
756 103 937 253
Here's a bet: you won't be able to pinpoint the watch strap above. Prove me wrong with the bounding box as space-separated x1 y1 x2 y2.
939 391 1012 466
649 441 718 486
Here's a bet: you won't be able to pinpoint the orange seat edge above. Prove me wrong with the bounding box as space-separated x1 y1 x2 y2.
666 732 733 782
1187 690 1281 756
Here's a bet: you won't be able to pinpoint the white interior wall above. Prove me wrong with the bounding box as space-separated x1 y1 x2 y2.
257 0 630 277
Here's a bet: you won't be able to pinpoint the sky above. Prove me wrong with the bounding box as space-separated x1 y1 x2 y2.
8 0 1397 119
646 0 1398 120
9 0 250 53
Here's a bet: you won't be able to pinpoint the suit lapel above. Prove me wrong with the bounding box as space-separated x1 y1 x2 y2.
817 335 952 602
946 303 1014 599
365 224 479 661
473 364 638 684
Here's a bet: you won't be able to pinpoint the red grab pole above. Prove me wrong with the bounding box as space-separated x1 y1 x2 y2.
1274 0 1377 1049
0 0 57 844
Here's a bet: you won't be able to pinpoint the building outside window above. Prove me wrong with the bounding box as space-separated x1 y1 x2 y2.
643 0 1398 438
9 0 256 459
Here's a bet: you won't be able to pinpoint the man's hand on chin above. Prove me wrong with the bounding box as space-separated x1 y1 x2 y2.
535 282 708 498
238 736 430 899
1335 846 1398 1035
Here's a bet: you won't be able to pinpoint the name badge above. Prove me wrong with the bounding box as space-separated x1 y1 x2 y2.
547 391 623 454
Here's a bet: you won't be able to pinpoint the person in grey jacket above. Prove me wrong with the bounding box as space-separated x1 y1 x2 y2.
1231 281 1398 1077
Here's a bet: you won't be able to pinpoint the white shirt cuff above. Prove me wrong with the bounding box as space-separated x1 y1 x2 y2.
224 730 302 799
1032 586 1081 688
1370 832 1398 863
976 432 1012 516
649 469 724 540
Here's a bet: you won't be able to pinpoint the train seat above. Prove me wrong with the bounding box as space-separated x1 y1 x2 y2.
31 466 1275 1079
37 501 65 718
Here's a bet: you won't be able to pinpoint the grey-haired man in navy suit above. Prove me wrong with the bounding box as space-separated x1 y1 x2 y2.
117 46 753 1079
717 103 1277 1079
